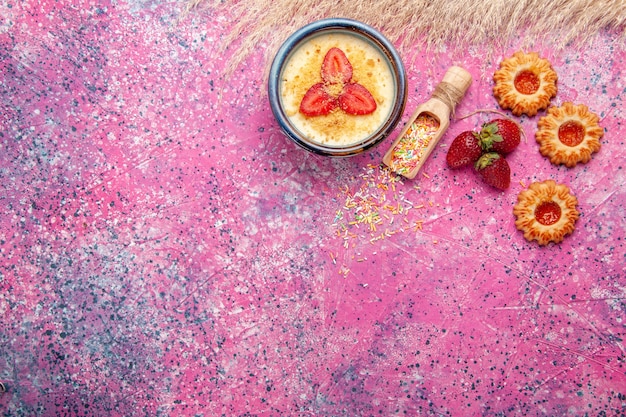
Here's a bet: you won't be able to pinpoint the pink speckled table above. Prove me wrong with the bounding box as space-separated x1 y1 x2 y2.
1 1 625 416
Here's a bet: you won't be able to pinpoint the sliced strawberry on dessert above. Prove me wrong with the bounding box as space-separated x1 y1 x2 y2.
338 83 377 115
321 47 353 85
478 119 521 154
299 83 338 116
474 152 511 190
446 130 483 168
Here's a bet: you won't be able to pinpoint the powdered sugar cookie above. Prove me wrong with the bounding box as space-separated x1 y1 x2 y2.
513 180 579 245
493 51 557 117
535 102 603 167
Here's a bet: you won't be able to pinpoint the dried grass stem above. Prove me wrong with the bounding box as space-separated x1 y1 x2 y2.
183 0 626 78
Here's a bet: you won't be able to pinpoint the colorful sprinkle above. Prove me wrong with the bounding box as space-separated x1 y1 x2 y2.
389 114 440 175
332 164 429 246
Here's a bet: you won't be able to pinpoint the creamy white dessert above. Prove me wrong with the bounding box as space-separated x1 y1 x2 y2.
280 32 396 147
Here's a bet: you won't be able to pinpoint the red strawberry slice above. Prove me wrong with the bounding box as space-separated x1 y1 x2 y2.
474 152 511 190
338 83 377 115
321 47 353 85
446 131 483 168
299 83 338 116
478 119 521 154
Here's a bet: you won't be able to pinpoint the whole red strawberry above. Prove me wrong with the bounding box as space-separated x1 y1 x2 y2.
478 119 521 154
474 152 510 190
446 131 483 168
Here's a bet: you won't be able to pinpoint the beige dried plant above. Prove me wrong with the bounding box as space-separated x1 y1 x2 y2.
182 0 626 78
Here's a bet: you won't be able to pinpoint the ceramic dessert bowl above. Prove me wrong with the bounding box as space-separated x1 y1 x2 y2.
268 18 407 157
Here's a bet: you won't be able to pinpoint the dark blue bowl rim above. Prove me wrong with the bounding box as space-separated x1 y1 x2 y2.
268 18 407 157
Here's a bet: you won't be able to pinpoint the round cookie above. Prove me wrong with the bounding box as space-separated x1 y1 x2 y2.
493 51 558 117
513 180 579 246
536 102 603 167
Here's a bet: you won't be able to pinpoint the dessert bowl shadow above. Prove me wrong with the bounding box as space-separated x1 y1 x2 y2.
268 18 407 157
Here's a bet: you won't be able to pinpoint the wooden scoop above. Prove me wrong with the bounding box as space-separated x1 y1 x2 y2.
382 66 472 179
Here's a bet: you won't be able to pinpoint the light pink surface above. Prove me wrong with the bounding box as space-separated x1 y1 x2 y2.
1 1 625 416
